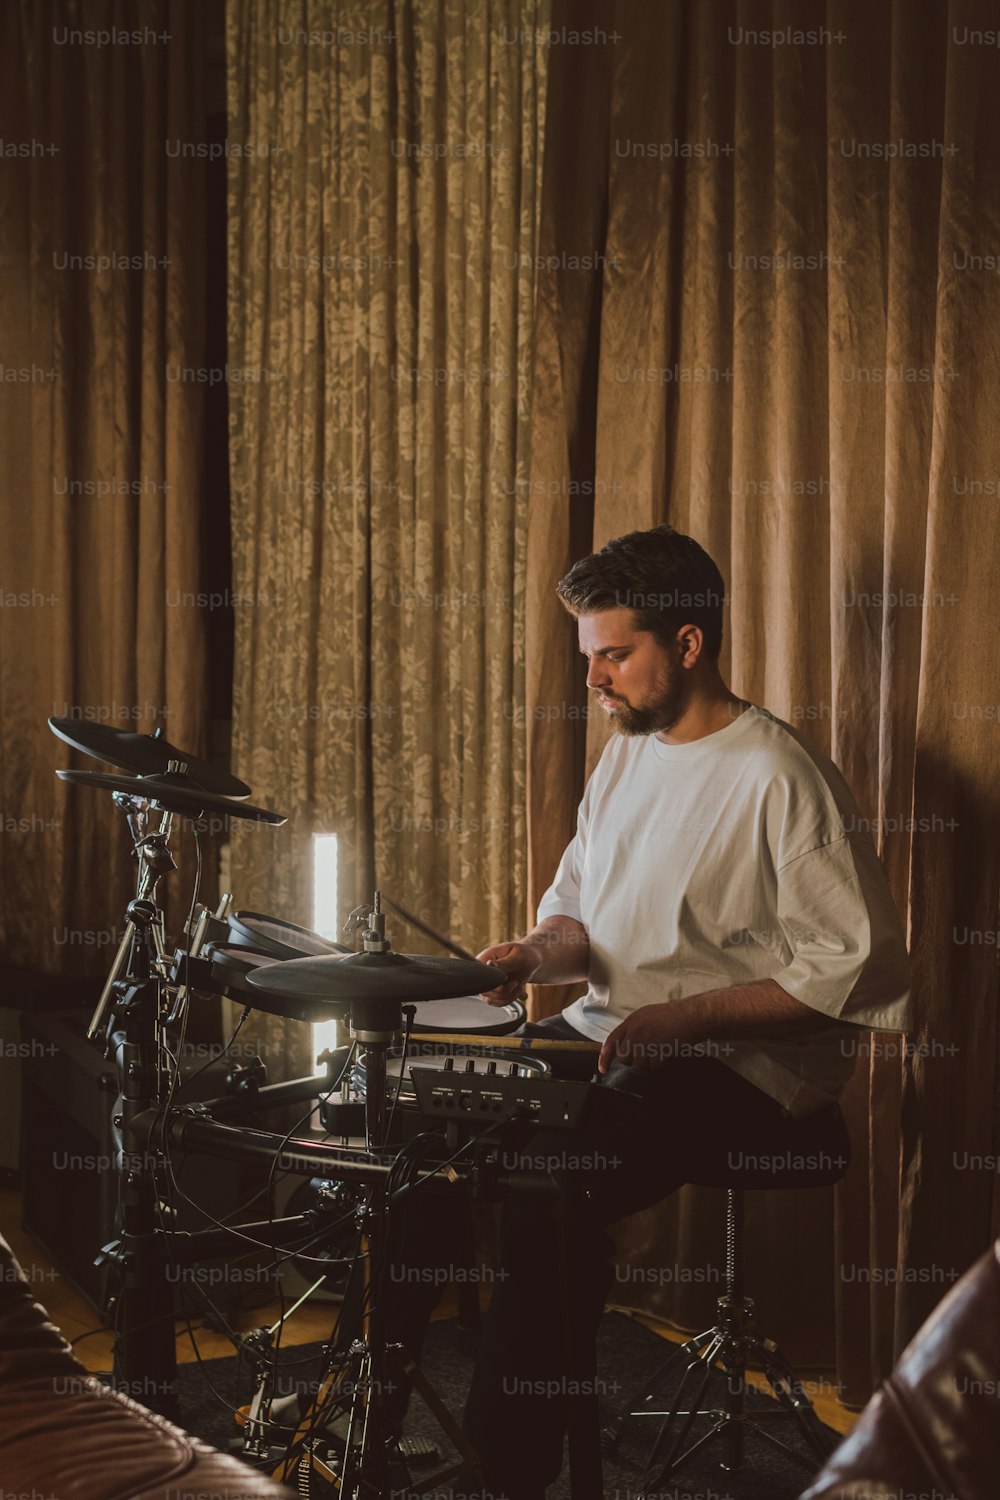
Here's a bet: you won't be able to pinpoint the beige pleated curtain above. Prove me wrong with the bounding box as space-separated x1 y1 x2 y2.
525 0 1000 1404
0 0 212 971
224 0 549 1078
223 0 1000 1403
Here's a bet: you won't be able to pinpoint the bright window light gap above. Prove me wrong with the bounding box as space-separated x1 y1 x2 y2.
312 833 339 1067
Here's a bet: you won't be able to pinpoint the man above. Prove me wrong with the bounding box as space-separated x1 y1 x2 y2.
462 524 911 1499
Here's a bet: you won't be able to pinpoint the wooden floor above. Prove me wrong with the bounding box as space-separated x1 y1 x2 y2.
0 1185 857 1439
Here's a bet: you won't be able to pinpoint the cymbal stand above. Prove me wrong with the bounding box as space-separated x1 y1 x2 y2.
87 777 185 1412
87 779 182 1043
102 899 179 1417
270 893 485 1498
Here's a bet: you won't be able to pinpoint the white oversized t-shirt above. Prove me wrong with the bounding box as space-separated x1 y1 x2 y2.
537 704 912 1118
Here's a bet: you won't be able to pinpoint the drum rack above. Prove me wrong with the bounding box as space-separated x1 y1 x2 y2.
48 718 607 1499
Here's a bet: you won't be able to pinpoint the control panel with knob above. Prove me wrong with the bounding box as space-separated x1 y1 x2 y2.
409 1068 639 1133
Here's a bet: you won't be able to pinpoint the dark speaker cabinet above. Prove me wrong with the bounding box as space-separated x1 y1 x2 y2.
20 1008 257 1320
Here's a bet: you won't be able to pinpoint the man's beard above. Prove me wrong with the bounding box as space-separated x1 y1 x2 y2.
597 665 689 737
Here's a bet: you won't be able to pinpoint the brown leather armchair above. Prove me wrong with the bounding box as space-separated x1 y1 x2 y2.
0 1228 294 1500
800 1240 1000 1500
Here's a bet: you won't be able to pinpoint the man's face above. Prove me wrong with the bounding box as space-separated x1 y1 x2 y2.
578 608 688 736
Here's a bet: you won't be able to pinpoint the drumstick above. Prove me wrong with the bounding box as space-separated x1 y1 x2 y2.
381 894 529 1004
404 1031 600 1053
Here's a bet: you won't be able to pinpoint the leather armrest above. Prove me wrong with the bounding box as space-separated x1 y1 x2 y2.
0 1229 295 1500
800 1241 1000 1500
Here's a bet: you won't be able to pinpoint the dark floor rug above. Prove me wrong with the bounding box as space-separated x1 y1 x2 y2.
174 1312 841 1499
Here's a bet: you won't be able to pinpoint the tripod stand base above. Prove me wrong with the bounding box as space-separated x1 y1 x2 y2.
606 1296 838 1487
270 1340 485 1499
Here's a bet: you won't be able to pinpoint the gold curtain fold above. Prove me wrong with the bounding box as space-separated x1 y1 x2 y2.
525 0 1000 1401
225 0 550 1077
0 0 211 972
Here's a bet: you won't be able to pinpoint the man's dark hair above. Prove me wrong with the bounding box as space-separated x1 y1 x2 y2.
556 524 726 661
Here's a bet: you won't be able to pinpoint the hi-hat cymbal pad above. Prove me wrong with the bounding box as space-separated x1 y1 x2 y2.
55 768 285 824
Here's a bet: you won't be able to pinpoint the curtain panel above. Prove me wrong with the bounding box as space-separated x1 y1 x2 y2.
225 0 550 1076
0 0 212 972
525 0 1000 1402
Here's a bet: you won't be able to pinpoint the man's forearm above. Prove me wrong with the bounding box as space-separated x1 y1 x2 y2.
670 978 851 1041
521 915 590 985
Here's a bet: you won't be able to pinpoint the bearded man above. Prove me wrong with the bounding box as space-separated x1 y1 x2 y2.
461 524 911 1500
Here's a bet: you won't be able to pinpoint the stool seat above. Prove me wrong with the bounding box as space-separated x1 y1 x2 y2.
690 1100 852 1190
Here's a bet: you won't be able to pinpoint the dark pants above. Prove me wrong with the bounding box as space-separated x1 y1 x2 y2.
387 1015 850 1497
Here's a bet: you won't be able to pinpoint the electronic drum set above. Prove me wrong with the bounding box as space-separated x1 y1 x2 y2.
48 718 612 1500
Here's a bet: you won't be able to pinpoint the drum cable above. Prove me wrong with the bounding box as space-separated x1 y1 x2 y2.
111 829 247 1420
152 856 366 1265
153 1047 372 1427
389 1111 511 1206
153 1010 368 1418
383 1007 414 1144
143 829 370 1429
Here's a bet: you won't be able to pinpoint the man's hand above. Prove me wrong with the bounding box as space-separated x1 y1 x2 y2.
476 942 543 1006
476 917 590 1003
598 1003 693 1074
